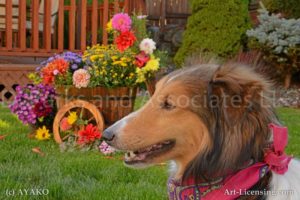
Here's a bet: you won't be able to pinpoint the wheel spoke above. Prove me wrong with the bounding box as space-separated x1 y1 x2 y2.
80 106 84 118
87 116 96 123
62 133 71 141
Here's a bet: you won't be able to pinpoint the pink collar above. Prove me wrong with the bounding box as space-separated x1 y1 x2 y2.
168 123 292 200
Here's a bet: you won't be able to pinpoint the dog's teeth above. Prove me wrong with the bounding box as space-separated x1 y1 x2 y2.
125 151 137 161
125 153 130 161
129 151 136 157
146 147 152 151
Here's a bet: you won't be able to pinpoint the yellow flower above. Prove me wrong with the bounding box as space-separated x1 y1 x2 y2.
144 57 160 72
28 72 41 84
121 57 131 62
106 19 113 32
112 60 122 65
111 56 118 60
120 62 127 67
67 112 78 125
90 55 99 62
35 126 51 140
136 68 146 83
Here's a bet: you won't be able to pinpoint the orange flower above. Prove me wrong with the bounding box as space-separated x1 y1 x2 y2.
41 59 69 85
60 117 72 131
115 31 136 52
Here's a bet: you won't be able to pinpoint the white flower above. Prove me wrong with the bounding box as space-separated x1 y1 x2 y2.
137 15 147 19
139 38 156 55
72 69 90 88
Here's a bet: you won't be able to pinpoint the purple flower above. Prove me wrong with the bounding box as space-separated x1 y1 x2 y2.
99 141 116 155
9 84 56 125
71 64 78 70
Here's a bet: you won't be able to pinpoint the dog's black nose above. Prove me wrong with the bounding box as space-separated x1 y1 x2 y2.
102 129 115 143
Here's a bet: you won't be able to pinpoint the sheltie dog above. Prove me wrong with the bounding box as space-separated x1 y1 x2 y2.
103 62 300 200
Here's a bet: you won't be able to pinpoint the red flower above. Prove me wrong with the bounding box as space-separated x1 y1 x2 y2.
33 102 52 118
115 31 136 52
135 51 150 68
77 124 102 145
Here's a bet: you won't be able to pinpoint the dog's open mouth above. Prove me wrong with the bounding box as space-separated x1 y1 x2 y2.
124 140 175 165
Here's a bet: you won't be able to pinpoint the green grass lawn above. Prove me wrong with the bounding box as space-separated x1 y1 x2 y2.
0 104 299 200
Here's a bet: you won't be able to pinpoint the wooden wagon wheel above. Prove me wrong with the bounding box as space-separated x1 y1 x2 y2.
53 100 105 144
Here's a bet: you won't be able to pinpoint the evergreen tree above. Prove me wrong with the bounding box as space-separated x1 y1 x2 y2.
174 0 250 66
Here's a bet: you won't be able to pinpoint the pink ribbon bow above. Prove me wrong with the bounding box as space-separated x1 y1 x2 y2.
264 123 292 174
167 123 292 200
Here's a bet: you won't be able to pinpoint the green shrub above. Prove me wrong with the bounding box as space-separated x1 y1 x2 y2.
262 0 300 18
247 9 300 88
174 0 251 66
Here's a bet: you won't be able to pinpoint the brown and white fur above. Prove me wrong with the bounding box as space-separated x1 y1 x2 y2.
103 62 300 200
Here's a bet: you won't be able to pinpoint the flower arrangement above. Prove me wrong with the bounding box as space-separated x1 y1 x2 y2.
29 13 166 90
83 44 138 87
58 111 116 154
112 13 161 83
30 51 88 88
9 84 56 140
59 111 102 151
83 13 163 88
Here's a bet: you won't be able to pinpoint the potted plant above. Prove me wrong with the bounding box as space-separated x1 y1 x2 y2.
106 13 164 96
82 44 139 125
32 13 165 125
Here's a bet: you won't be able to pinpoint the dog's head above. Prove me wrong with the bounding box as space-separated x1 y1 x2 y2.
103 63 278 180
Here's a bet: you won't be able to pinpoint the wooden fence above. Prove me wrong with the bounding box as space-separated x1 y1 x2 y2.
0 0 146 104
0 0 145 57
146 0 190 28
0 65 37 103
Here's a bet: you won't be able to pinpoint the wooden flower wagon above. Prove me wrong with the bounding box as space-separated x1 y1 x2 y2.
53 86 137 144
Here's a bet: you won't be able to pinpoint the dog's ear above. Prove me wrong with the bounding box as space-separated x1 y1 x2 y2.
207 64 265 126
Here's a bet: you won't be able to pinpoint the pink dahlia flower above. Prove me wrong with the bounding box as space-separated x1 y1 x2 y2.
112 13 132 32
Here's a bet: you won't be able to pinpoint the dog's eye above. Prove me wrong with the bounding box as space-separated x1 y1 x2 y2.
161 100 175 110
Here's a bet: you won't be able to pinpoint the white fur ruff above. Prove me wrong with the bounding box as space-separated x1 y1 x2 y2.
267 159 300 200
